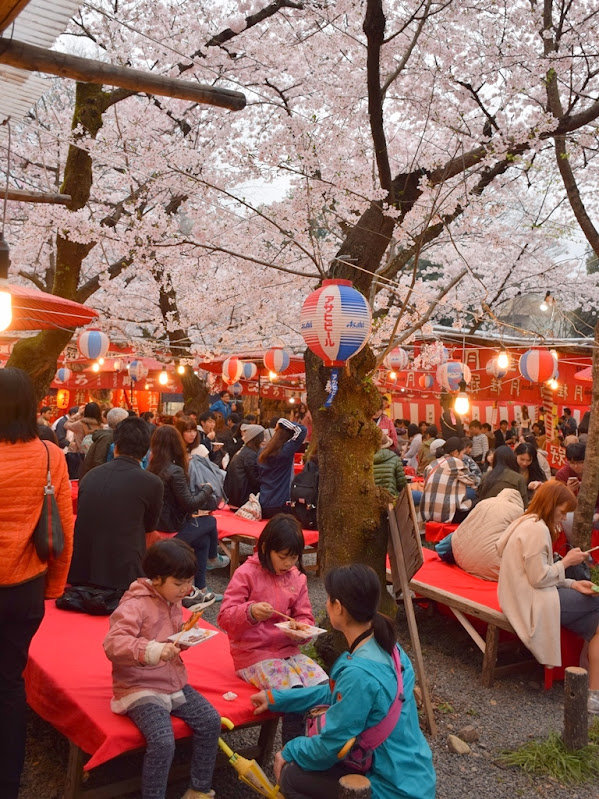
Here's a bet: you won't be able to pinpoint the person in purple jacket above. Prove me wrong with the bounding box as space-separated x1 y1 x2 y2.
218 515 327 742
257 419 307 518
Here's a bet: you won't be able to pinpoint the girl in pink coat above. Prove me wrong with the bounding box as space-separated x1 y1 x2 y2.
103 539 220 799
217 514 327 742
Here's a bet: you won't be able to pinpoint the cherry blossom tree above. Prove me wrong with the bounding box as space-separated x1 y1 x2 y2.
4 0 599 579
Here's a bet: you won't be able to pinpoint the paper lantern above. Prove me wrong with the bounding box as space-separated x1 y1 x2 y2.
419 374 434 389
384 347 409 372
78 329 110 360
300 279 372 367
56 389 70 409
230 382 243 397
242 362 258 380
222 357 244 384
128 359 148 383
55 367 72 384
263 347 291 375
519 349 558 383
436 361 471 392
485 357 508 380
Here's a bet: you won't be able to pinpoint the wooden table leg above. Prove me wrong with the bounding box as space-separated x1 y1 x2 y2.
481 624 499 688
63 742 85 799
256 717 279 765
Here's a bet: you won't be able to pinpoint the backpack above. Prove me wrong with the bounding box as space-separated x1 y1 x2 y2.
288 461 319 529
188 454 228 510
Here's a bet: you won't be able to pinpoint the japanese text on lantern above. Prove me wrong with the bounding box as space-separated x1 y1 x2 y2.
323 295 335 347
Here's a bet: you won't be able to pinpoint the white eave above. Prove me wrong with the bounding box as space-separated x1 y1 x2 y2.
0 0 82 123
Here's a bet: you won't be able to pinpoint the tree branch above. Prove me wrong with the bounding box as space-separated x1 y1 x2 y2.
363 0 393 199
381 0 431 97
395 267 468 345
76 255 134 303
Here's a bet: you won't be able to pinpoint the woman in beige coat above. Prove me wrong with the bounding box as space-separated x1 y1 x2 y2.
497 481 599 713
451 488 524 581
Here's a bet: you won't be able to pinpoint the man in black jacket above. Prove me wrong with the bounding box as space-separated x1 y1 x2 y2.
68 417 164 592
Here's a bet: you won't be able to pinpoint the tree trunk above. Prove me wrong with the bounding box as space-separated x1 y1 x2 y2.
179 367 210 413
306 347 390 585
6 328 74 399
571 319 599 548
7 83 106 400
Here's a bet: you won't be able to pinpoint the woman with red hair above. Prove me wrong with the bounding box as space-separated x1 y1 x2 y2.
498 481 599 713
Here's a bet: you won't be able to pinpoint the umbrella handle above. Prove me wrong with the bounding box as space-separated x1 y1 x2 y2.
218 717 236 759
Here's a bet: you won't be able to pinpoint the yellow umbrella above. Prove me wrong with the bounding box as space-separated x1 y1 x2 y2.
219 717 285 799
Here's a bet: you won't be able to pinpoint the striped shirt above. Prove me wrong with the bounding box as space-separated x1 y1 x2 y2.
470 433 489 461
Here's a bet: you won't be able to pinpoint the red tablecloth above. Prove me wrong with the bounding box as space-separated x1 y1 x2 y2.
24 602 272 770
412 549 583 682
424 521 459 543
213 509 319 547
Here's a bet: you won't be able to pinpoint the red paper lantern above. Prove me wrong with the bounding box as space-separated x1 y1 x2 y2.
56 389 70 409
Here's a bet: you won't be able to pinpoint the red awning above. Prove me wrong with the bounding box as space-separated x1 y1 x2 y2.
574 366 592 382
7 284 98 331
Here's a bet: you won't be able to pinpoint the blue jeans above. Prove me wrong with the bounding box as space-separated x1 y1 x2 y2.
176 516 218 589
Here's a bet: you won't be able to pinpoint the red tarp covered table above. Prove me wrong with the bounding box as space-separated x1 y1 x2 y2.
24 602 275 773
213 509 319 573
409 549 582 687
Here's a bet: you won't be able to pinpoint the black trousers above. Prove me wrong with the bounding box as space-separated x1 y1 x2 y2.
0 575 45 799
280 762 351 799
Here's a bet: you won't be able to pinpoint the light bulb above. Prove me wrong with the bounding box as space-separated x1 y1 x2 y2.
454 392 470 415
144 382 150 390
389 371 397 381
159 370 168 385
177 364 185 375
0 285 11 332
497 351 509 370
269 371 277 381
98 357 105 365
113 359 121 372
91 362 100 372
289 397 296 404
539 300 548 312
547 378 558 391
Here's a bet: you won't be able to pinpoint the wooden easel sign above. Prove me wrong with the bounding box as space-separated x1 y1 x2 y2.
387 489 437 736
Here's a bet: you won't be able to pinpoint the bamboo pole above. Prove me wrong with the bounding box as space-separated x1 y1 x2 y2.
0 39 246 111
0 0 31 33
4 187 71 205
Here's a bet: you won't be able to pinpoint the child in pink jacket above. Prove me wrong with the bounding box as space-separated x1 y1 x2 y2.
217 514 327 743
103 539 220 799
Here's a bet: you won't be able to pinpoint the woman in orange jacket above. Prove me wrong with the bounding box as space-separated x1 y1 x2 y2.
0 368 74 799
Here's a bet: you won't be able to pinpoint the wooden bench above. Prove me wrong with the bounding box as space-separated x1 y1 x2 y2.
408 550 583 688
25 602 278 799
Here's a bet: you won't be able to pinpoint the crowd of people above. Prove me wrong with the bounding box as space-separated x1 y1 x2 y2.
5 361 599 799
2 367 438 799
